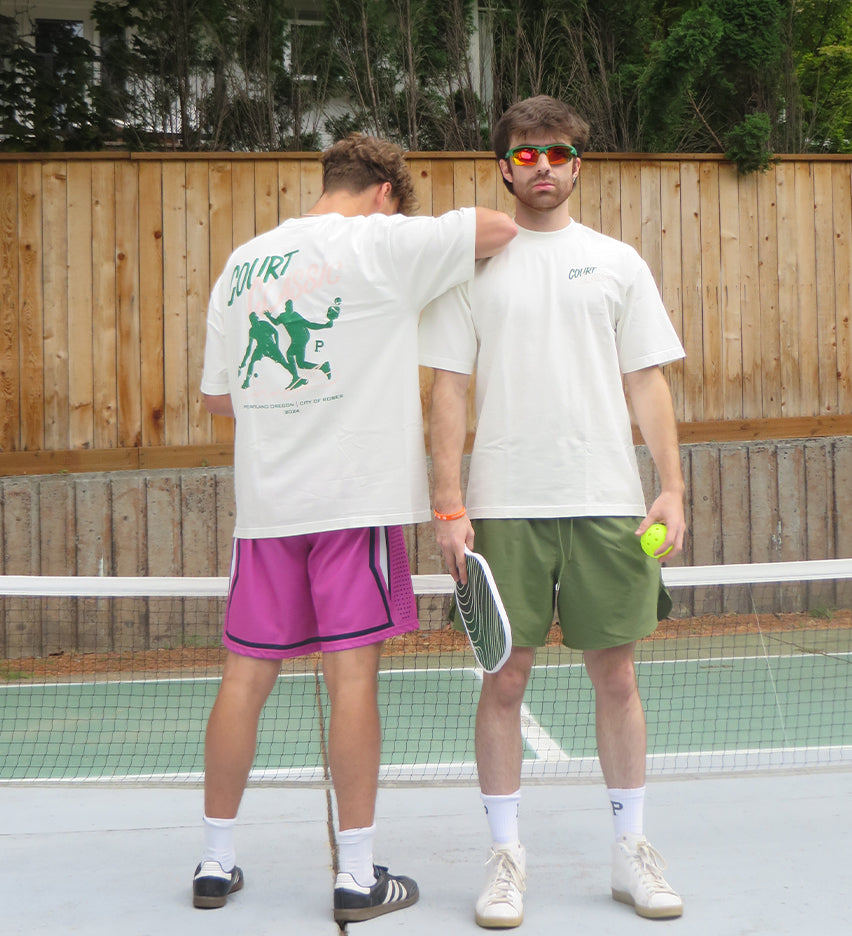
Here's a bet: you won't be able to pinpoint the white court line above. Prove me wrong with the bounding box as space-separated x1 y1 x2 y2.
2 652 847 690
6 744 852 787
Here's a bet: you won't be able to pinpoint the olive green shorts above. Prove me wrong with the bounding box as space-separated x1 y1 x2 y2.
460 517 672 651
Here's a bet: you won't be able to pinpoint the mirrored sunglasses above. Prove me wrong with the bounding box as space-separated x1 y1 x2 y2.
505 143 578 166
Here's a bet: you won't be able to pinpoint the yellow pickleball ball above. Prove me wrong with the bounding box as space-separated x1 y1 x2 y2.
640 523 672 558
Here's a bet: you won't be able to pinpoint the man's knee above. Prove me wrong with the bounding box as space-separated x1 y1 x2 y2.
481 650 534 707
584 645 638 696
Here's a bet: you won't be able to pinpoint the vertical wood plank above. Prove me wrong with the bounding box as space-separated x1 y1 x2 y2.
181 472 220 646
660 162 684 420
209 160 235 446
598 160 621 239
231 161 256 247
756 166 781 417
679 161 703 421
277 159 301 221
804 441 835 610
718 165 742 419
19 164 46 450
39 477 77 653
115 161 142 447
0 163 20 452
75 478 114 652
833 439 852 608
111 474 149 650
42 162 70 449
775 162 799 415
162 161 189 447
431 160 455 216
186 161 211 445
254 160 279 235
795 162 819 415
215 469 236 577
748 443 783 610
832 164 851 415
146 475 183 648
813 164 837 416
407 158 433 216
67 161 94 449
619 162 641 252
92 160 118 449
639 161 662 283
699 162 723 419
473 158 497 209
138 160 166 447
719 447 751 611
1 480 40 657
453 157 476 208
299 158 322 213
689 445 722 613
577 158 601 232
737 172 761 417
748 444 781 562
776 443 806 610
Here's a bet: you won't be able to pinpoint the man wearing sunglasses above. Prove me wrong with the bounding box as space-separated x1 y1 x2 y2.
420 96 686 927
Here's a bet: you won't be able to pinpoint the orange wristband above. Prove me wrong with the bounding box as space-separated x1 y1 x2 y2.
433 507 467 521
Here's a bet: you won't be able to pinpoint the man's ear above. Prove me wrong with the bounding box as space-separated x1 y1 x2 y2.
572 157 582 182
498 159 513 186
369 181 393 212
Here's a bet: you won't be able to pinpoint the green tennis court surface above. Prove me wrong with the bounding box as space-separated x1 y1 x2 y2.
3 638 851 783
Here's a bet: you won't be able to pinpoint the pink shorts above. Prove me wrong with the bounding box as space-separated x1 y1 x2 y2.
223 526 418 659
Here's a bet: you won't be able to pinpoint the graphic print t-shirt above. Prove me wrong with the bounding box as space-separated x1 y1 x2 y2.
418 222 685 518
202 209 475 537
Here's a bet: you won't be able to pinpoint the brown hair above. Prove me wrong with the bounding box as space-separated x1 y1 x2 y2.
321 133 418 216
493 96 590 193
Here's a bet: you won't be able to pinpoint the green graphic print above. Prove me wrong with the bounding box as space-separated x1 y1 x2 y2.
238 297 341 390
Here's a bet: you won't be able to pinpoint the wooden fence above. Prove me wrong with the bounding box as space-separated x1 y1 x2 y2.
1 151 852 477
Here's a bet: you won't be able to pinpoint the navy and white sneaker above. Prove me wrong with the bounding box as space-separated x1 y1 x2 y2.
333 864 419 923
192 860 244 909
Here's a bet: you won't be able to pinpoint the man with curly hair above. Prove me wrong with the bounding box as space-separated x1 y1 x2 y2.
195 133 516 923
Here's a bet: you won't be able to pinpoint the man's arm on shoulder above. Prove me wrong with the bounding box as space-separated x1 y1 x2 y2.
430 368 475 582
203 393 235 418
473 207 517 259
625 365 686 559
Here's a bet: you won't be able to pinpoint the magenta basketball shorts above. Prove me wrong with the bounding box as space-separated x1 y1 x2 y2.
222 526 418 659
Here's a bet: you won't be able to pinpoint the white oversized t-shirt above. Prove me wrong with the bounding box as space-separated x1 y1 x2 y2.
202 208 476 537
418 221 685 518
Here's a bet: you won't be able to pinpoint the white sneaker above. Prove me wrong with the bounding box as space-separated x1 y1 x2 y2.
475 842 526 929
611 834 683 919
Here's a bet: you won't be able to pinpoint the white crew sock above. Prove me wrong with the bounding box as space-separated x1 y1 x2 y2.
337 824 377 887
202 815 237 871
481 790 521 846
607 786 645 839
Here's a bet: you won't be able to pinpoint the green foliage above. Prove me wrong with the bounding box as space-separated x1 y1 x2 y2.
1 0 851 159
791 0 852 152
724 112 777 173
0 19 103 150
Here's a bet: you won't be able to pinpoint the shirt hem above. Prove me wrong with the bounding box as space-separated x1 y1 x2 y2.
467 504 647 520
234 510 431 538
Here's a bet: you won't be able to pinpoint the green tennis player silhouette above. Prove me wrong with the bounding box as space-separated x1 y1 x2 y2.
238 298 340 390
266 297 340 381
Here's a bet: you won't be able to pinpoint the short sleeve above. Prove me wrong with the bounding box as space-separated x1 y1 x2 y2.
418 281 477 374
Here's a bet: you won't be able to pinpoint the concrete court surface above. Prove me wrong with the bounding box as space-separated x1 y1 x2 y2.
2 769 849 936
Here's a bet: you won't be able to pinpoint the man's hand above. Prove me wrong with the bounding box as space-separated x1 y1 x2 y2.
433 514 475 584
635 490 686 561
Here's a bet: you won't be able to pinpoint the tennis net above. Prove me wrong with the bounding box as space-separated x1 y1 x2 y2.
1 560 851 786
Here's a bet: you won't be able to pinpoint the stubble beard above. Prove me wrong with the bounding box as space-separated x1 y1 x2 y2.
512 173 573 213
